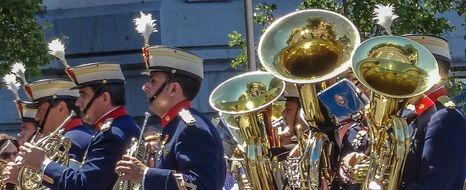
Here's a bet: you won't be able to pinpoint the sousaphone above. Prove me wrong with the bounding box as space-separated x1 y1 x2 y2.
258 9 360 189
351 35 439 190
209 71 285 190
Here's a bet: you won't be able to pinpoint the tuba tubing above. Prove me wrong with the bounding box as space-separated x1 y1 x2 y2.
351 36 439 190
209 71 286 190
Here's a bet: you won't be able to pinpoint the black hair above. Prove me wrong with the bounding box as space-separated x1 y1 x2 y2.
166 73 201 100
62 99 82 117
286 97 301 108
90 83 126 106
0 134 19 150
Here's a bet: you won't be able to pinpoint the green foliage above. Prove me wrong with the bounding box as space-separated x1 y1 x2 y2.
254 3 277 32
228 0 465 69
298 0 342 12
0 0 49 79
227 31 248 69
446 77 464 98
446 77 466 114
227 2 277 70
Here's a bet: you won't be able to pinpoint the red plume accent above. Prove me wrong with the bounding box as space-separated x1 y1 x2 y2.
143 46 150 70
16 101 23 118
66 67 78 84
24 85 33 100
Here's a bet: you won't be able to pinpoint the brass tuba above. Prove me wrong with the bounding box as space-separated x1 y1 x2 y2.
258 9 360 189
114 112 152 190
209 71 285 190
351 36 439 190
17 111 76 190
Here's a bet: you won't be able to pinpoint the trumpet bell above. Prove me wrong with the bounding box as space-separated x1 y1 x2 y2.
258 9 360 84
352 36 440 99
209 71 285 115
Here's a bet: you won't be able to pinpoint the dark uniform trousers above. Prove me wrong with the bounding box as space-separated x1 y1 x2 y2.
402 102 466 190
144 108 226 190
42 113 140 190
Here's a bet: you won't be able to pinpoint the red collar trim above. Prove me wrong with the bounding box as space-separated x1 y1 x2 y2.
65 118 83 132
427 86 448 103
95 106 128 130
415 87 448 116
161 100 192 128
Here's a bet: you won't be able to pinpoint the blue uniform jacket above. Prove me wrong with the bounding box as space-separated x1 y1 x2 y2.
64 124 95 162
340 121 369 156
43 109 140 190
144 108 226 190
333 120 369 190
402 102 466 190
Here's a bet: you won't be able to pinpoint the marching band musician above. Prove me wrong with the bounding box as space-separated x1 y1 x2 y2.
16 101 39 146
333 71 370 190
28 79 94 163
276 82 308 158
0 135 19 190
400 35 466 190
0 135 19 163
3 79 94 185
279 82 301 147
115 46 226 189
15 63 141 189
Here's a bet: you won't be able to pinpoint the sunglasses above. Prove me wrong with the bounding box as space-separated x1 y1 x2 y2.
0 151 18 160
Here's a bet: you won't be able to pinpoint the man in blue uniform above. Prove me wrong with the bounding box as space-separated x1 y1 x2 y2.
16 101 39 146
27 79 94 163
3 79 94 185
18 63 140 189
400 35 466 190
116 46 226 189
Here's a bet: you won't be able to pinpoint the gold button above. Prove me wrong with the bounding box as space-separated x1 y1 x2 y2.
418 103 425 110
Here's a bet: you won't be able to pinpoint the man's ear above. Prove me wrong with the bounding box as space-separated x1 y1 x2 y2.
102 91 112 105
169 82 181 96
58 101 68 113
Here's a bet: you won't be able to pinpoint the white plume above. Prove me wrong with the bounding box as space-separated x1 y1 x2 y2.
134 11 158 45
11 62 27 85
3 74 20 99
48 39 67 64
373 4 399 35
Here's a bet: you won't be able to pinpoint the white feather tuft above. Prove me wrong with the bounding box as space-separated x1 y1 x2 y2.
133 11 158 45
373 4 399 35
48 39 66 62
3 74 20 99
11 62 27 85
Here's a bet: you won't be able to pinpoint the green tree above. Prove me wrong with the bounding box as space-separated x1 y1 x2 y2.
227 2 277 69
228 0 465 68
0 0 49 79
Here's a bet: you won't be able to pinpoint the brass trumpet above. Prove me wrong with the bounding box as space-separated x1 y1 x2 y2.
114 112 152 190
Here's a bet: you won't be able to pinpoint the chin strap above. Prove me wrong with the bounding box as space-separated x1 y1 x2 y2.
37 99 58 134
82 86 104 115
149 78 171 103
